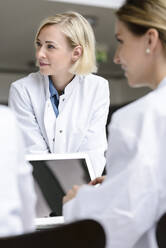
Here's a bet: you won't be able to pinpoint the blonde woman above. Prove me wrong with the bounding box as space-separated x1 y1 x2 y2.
63 1 166 247
9 12 110 177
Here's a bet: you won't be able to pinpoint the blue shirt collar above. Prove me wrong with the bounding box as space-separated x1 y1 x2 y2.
49 76 59 99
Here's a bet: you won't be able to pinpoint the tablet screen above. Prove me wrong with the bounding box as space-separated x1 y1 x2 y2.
29 158 91 217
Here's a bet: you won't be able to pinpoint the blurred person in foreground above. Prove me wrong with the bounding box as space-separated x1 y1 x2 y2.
63 1 166 247
0 106 36 237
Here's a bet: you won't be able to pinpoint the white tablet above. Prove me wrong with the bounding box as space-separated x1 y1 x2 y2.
26 153 95 229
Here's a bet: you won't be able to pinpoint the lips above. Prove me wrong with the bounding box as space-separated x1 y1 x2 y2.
39 62 50 66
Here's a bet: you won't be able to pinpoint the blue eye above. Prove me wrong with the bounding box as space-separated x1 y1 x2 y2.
117 38 123 44
47 44 55 49
36 41 41 47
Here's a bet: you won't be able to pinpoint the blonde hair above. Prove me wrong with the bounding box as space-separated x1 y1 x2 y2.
116 0 166 52
35 11 97 75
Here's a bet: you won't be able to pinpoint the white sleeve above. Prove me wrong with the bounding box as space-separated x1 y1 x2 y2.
9 83 49 153
79 80 110 177
0 107 36 237
63 118 159 248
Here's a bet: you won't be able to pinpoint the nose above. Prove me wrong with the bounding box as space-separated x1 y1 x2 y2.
113 48 121 64
36 46 46 59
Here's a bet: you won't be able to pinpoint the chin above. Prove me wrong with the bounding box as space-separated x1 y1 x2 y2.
128 79 147 88
127 78 134 88
127 75 142 88
39 68 50 75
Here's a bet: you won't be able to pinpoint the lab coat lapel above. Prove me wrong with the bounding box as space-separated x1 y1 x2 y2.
43 75 56 152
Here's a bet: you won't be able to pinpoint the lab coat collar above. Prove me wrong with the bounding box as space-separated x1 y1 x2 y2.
157 77 166 90
42 73 50 100
64 75 79 96
41 72 79 99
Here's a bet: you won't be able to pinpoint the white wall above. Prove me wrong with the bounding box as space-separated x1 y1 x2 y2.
0 72 27 104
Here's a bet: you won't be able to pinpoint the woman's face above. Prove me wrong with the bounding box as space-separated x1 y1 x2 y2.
35 24 74 76
114 20 152 88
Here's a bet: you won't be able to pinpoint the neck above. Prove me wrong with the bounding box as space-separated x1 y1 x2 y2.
149 61 166 90
50 73 75 94
148 47 166 89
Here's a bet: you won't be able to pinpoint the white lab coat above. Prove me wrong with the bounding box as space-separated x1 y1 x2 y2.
0 106 36 237
63 77 166 248
9 72 110 177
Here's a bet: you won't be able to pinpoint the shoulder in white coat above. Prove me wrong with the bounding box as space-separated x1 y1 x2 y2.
9 72 110 176
0 106 36 237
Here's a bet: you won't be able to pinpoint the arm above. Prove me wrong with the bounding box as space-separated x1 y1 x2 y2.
63 117 160 248
63 185 81 204
79 80 110 177
9 83 49 153
0 107 36 236
63 176 106 204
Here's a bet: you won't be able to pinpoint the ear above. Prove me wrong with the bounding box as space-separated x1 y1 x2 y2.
146 28 160 52
72 45 82 62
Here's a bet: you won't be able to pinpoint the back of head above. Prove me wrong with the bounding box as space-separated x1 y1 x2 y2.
35 11 97 75
116 0 166 52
